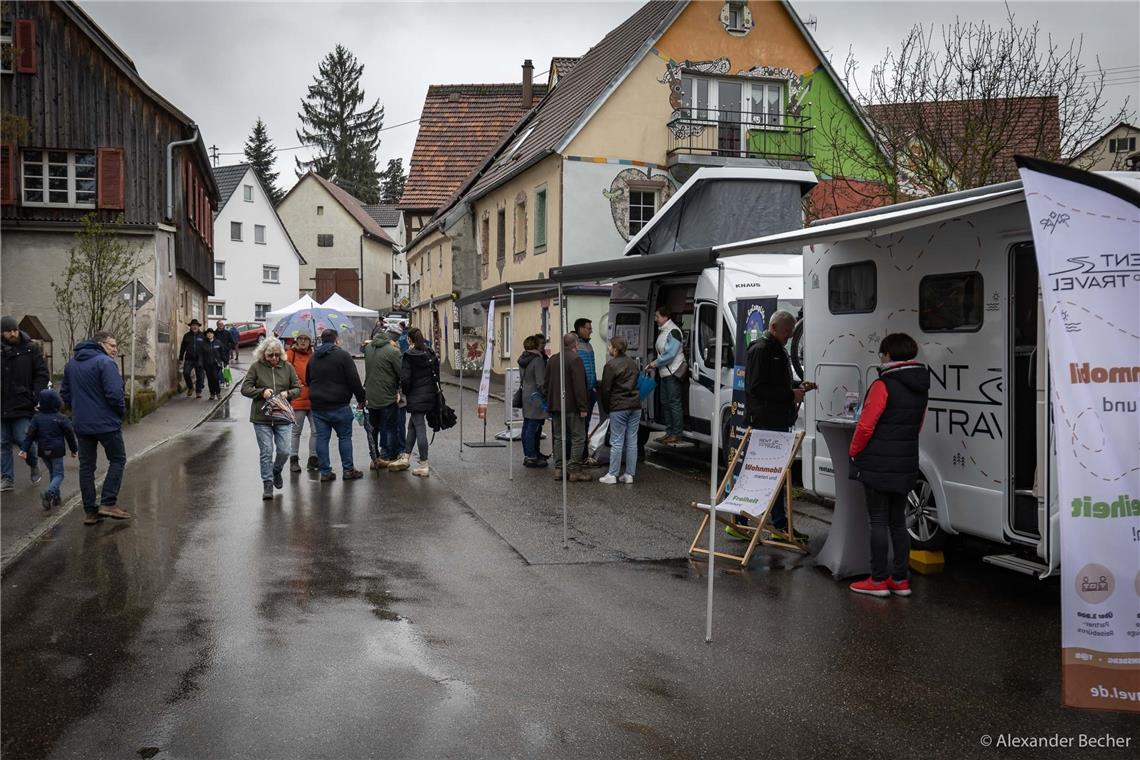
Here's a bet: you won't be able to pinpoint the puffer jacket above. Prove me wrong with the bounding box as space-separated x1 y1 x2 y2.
849 362 931 494
1 331 49 419
285 346 313 410
600 354 640 412
400 348 440 413
59 340 125 435
240 359 301 424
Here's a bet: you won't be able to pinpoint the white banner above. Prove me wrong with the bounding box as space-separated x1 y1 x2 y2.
713 430 798 517
477 298 496 416
1017 157 1140 713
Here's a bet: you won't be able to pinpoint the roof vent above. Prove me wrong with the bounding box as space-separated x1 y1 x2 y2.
448 92 461 103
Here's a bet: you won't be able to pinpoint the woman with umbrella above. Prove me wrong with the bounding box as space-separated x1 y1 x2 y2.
240 336 301 500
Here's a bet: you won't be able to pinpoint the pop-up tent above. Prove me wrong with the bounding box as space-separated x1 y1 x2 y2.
321 293 381 343
265 295 321 328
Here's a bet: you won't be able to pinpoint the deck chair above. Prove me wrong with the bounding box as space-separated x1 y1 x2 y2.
689 428 807 568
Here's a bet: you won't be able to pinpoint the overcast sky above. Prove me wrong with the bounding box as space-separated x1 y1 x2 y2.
82 0 1139 195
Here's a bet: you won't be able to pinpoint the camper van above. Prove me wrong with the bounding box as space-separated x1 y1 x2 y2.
715 173 1140 576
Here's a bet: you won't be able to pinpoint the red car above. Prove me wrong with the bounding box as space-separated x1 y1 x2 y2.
230 321 266 347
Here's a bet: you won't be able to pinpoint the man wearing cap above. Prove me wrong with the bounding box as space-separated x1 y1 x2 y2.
178 319 207 399
1 315 49 491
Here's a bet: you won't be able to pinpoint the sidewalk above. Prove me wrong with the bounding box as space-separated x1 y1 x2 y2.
0 364 248 573
439 373 505 402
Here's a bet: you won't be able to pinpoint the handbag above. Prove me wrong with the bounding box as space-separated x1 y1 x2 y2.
428 355 457 432
222 366 233 385
512 387 523 408
672 359 690 381
637 372 657 400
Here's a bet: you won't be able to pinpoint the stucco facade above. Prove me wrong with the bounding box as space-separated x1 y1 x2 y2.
1069 122 1140 171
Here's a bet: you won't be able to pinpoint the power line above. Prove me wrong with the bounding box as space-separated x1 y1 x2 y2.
217 116 422 156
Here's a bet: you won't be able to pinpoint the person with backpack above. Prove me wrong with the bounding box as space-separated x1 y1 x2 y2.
597 335 640 484
240 337 301 500
285 333 318 473
18 389 78 509
389 328 439 477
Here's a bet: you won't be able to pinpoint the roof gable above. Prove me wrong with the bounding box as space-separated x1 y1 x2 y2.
211 164 251 210
282 173 394 245
362 204 402 228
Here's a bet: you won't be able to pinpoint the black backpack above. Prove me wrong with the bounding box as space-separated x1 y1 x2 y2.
427 355 457 432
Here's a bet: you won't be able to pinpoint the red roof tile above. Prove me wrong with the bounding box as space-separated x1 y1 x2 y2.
399 83 549 211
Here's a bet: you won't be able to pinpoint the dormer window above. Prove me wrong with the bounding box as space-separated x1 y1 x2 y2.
721 1 754 36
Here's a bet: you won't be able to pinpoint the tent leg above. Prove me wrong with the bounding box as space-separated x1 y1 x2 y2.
509 287 515 481
706 262 725 643
559 284 567 549
458 306 464 462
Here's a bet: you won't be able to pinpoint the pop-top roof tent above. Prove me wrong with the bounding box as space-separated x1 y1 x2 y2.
320 292 379 318
265 294 321 323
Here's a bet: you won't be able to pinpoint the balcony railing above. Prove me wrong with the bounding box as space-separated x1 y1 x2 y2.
666 109 813 162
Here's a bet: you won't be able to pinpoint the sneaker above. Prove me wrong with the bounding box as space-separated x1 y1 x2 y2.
320 472 337 482
195 393 202 399
887 578 912 597
186 389 193 398
30 466 42 484
387 454 410 472
598 474 618 485
1 479 13 492
262 481 274 500
537 452 551 461
619 474 634 484
289 456 301 474
52 493 62 507
849 577 891 597
523 458 541 468
306 456 319 472
83 512 103 525
569 471 592 482
41 492 52 510
724 524 751 541
411 461 430 478
343 469 364 480
770 524 810 543
97 506 131 520
273 470 283 489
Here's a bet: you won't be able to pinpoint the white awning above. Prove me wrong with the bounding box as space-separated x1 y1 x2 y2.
320 292 379 318
265 294 321 322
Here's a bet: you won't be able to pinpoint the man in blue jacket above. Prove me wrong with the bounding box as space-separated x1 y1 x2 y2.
574 318 600 463
60 331 130 525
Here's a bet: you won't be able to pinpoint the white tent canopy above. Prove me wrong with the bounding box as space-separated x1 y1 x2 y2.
265 294 321 323
320 293 379 318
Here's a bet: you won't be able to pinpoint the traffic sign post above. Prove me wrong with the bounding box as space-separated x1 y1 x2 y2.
117 280 153 422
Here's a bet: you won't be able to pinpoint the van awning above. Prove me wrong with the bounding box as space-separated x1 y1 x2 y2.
549 247 718 285
454 278 611 308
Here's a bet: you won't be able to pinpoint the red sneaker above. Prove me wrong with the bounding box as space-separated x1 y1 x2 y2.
887 578 912 597
849 577 890 597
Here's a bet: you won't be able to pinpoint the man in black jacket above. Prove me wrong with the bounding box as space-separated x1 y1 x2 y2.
306 329 366 482
1 316 49 491
743 310 810 542
177 320 207 399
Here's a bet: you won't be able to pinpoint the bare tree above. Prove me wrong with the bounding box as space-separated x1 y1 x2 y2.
815 9 1133 208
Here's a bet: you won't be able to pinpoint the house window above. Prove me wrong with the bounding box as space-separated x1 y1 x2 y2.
207 301 225 319
680 77 710 120
919 271 984 332
254 224 266 244
1109 136 1137 153
749 82 784 126
499 313 512 358
317 205 324 215
0 19 12 75
385 272 391 295
514 196 527 255
262 265 280 284
214 261 226 279
230 221 243 241
21 150 96 207
828 261 877 314
628 190 657 236
534 187 547 249
681 75 784 126
496 208 506 264
317 234 333 247
243 184 253 202
254 303 271 321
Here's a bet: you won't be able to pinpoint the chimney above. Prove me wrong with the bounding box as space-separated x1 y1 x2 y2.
522 59 534 109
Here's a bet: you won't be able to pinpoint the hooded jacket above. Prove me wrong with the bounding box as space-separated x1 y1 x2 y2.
849 362 931 494
22 390 78 459
285 345 313 411
240 358 301 424
518 350 547 420
364 337 403 409
178 329 207 366
745 332 800 431
305 341 365 411
60 340 125 435
1 331 50 419
399 348 440 413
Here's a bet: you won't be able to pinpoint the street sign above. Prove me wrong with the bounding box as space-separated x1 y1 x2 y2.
118 280 153 310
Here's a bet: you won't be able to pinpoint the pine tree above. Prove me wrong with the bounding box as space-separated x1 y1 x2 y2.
378 158 407 204
295 44 384 203
243 118 282 205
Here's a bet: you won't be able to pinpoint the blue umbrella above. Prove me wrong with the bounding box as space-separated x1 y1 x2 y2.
272 307 359 346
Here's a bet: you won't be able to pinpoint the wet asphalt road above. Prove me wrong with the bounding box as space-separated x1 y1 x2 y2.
2 397 1138 760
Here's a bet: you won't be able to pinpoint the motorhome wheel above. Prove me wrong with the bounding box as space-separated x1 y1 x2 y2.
906 475 945 549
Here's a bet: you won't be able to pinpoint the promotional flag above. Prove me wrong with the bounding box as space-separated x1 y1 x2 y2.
477 298 496 419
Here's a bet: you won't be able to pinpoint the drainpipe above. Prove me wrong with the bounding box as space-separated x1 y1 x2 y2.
166 126 200 221
360 234 365 307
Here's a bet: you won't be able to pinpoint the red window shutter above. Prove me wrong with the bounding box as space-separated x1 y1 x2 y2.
183 158 190 221
0 144 15 206
14 20 36 74
96 148 125 210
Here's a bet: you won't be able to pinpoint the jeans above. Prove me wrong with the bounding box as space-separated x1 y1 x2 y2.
313 406 356 475
77 430 126 513
396 406 407 452
44 456 65 497
182 362 205 393
521 418 543 459
551 413 585 471
254 423 291 482
607 409 640 478
373 404 401 460
864 484 910 582
292 410 317 458
205 364 220 397
659 376 683 436
405 412 429 462
1 417 37 481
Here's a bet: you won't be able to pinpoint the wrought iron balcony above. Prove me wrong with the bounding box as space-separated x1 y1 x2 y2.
666 109 813 163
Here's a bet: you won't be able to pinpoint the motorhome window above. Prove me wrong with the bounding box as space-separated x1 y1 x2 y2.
828 261 876 314
919 271 984 332
614 313 642 351
697 305 734 369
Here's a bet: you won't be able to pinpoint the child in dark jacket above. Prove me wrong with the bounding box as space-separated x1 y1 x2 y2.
19 389 78 509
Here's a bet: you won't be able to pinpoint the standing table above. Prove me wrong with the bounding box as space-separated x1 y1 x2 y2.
815 418 875 578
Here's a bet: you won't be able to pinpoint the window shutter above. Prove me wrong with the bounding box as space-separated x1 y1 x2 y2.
14 20 36 74
0 144 15 206
96 148 126 210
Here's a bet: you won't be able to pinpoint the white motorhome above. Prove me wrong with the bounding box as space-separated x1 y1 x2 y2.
714 173 1140 576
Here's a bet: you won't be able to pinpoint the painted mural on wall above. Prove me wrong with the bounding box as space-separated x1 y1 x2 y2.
603 167 676 242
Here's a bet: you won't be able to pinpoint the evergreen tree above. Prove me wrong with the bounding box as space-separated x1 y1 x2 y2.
295 44 384 203
378 158 407 204
243 118 282 204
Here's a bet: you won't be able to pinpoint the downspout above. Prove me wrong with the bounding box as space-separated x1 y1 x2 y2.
360 234 365 307
165 126 199 221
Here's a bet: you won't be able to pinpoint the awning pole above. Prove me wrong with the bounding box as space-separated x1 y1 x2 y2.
508 286 515 481
458 304 464 462
559 283 568 548
706 261 725 643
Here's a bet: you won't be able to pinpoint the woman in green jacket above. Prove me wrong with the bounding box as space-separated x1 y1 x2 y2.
241 336 301 500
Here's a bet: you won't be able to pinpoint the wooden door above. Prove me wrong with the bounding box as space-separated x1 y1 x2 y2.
316 268 359 304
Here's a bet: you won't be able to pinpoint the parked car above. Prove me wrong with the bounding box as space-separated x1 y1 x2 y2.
230 322 266 347
383 312 409 332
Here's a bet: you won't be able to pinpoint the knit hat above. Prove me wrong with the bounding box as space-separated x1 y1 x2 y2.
38 389 62 413
387 329 402 342
1 315 18 332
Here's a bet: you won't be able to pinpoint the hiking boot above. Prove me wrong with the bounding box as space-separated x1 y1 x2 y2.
262 481 273 500
83 512 103 525
306 455 319 472
551 468 562 480
569 471 592 482
319 472 337 482
30 466 42 484
598 474 618 485
41 491 52 510
411 461 430 478
289 456 301 473
97 506 131 520
273 469 284 489
0 479 12 492
343 469 364 480
388 454 410 472
619 474 634 484
186 389 193 398
887 578 912 597
849 577 891 598
724 524 751 541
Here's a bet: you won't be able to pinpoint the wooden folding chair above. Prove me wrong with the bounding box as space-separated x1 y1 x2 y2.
689 429 806 568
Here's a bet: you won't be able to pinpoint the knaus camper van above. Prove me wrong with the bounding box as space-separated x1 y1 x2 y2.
714 172 1140 576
